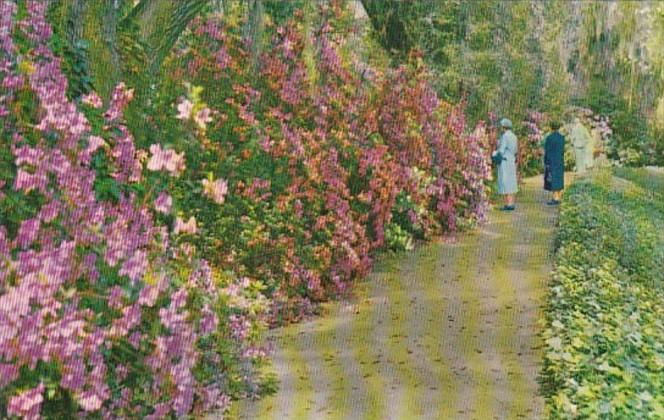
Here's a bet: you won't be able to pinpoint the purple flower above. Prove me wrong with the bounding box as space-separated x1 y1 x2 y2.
77 390 104 412
108 286 125 309
0 363 19 387
138 284 159 307
199 305 218 335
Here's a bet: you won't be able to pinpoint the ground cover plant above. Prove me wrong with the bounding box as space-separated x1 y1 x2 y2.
542 169 664 418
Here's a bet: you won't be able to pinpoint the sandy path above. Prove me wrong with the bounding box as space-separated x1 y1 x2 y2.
226 176 559 420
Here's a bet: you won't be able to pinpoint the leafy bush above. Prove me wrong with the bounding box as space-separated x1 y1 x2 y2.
0 2 267 418
543 170 664 418
152 4 492 307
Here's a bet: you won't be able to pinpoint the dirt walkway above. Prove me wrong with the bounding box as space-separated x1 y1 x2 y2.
227 176 559 420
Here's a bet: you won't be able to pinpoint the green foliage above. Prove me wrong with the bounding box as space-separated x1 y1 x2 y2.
46 1 93 98
614 167 664 194
543 170 664 418
360 1 565 128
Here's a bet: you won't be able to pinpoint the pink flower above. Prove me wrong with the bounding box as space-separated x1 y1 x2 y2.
201 178 228 204
176 98 194 120
119 250 148 282
147 144 185 176
199 304 218 335
138 284 159 307
154 192 173 214
174 216 197 235
7 383 45 419
193 107 213 129
87 135 105 154
16 218 40 249
77 390 103 411
81 92 103 108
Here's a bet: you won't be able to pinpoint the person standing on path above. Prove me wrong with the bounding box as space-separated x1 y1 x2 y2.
569 117 594 172
543 120 565 205
493 118 519 211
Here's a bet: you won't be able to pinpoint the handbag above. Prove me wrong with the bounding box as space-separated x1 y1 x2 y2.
492 152 504 165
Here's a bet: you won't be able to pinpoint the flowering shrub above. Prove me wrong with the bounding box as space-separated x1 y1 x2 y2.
518 110 545 177
155 3 492 313
0 2 267 418
1 0 492 417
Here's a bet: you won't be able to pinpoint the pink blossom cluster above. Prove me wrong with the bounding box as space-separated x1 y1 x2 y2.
184 2 492 303
518 110 546 177
0 2 260 418
147 143 186 176
202 177 229 204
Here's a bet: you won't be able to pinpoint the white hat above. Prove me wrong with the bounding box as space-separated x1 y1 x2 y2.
500 118 512 129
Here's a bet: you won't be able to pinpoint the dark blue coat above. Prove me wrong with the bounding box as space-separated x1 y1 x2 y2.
544 131 565 191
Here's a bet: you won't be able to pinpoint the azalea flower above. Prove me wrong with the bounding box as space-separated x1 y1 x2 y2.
154 192 173 214
201 178 228 204
174 216 198 235
193 107 213 130
147 144 185 176
176 98 194 120
81 92 103 109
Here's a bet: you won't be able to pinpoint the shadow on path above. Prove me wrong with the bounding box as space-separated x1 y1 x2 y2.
225 176 561 420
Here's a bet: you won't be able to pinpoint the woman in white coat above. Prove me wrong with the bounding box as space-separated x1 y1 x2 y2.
569 117 594 172
493 118 519 211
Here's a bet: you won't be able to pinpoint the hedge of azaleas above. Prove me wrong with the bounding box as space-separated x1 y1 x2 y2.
0 1 491 418
156 6 492 315
1 2 267 418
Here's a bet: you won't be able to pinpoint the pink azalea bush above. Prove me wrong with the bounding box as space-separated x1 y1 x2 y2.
157 1 492 322
518 110 546 177
0 2 267 418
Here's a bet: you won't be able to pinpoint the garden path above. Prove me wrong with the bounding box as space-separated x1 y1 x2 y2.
226 176 559 420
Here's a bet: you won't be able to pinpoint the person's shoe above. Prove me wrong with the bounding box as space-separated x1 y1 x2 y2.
546 200 561 206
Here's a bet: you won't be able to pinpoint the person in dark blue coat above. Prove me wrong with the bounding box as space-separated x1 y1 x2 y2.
543 120 565 205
